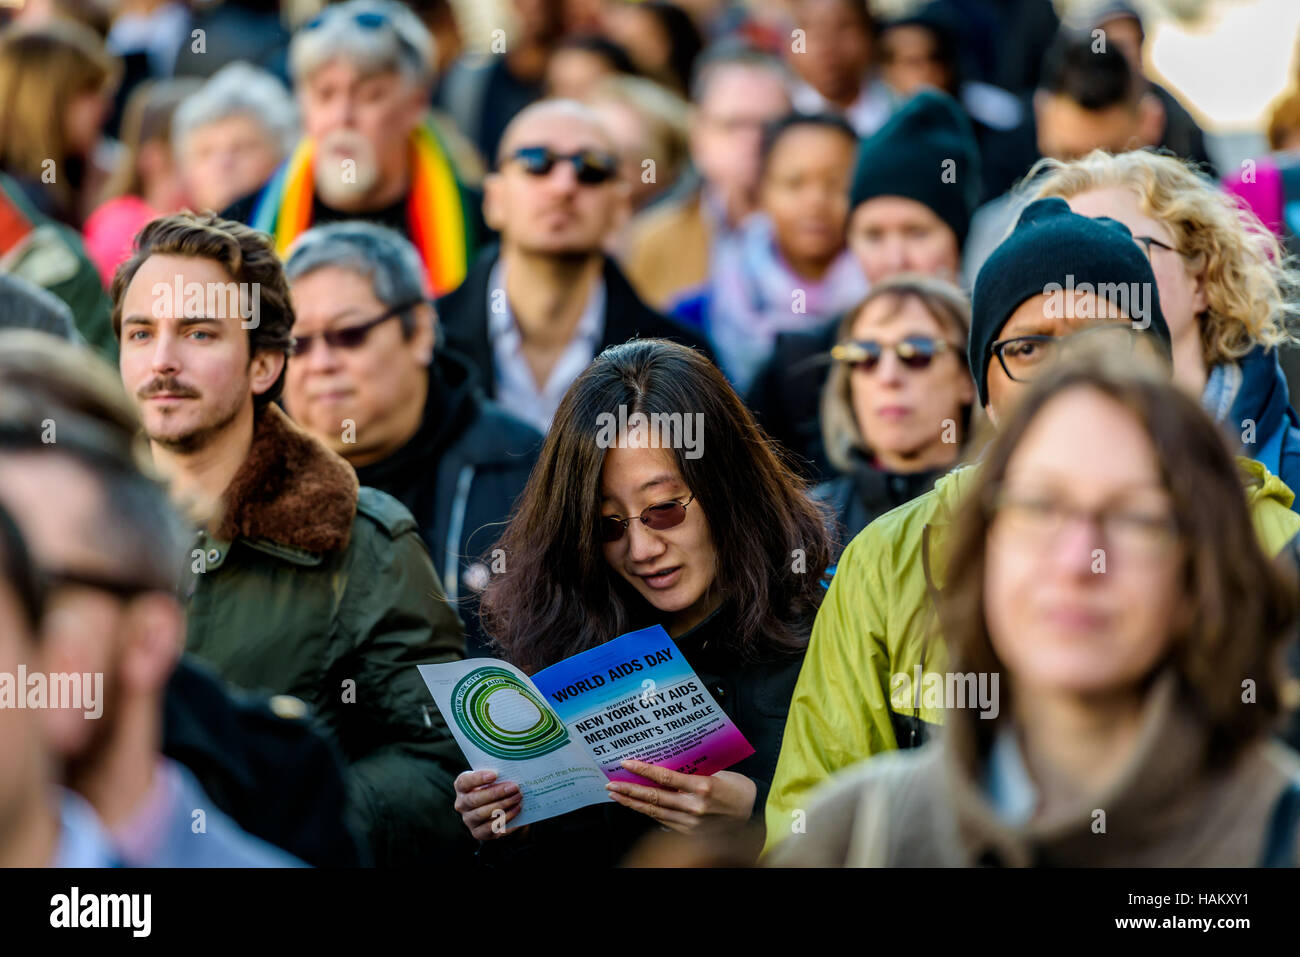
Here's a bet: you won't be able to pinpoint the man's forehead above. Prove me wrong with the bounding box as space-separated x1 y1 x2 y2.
498 109 614 161
304 57 405 86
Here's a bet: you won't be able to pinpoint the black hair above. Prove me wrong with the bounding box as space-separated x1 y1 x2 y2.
1039 29 1140 111
555 34 639 77
759 111 858 178
0 499 44 634
639 2 704 94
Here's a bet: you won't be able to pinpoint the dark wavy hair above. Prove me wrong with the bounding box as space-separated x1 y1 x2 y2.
941 352 1300 767
480 339 832 674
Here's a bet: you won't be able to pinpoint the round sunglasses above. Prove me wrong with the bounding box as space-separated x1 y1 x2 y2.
290 300 424 358
600 493 696 543
507 146 618 185
830 336 956 373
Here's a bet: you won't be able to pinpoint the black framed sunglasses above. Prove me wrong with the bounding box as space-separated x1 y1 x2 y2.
830 336 955 372
507 146 619 185
290 300 423 358
600 493 696 543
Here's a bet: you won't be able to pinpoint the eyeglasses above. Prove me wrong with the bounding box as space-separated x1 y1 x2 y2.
45 567 157 602
987 487 1182 557
989 324 1144 385
290 300 422 358
600 493 696 543
1132 235 1179 260
506 146 619 185
831 336 956 373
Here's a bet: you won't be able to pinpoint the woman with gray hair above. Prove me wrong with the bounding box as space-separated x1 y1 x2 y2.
818 275 976 556
172 62 298 215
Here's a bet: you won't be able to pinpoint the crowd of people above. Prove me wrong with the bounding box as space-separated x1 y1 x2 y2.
2 0 1300 870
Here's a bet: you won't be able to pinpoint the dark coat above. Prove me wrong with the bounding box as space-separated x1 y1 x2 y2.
476 602 809 868
435 245 716 398
162 654 364 866
180 403 473 866
1224 345 1300 513
746 315 840 483
816 451 948 560
354 350 542 657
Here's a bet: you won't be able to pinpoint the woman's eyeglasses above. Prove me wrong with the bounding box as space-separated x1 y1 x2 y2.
507 146 619 185
290 300 423 358
831 336 955 373
600 493 696 543
1132 235 1179 260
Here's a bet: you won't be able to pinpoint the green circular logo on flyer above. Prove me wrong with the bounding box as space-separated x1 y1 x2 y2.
450 667 570 760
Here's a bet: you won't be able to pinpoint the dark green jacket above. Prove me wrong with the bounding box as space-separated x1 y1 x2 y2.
180 404 472 865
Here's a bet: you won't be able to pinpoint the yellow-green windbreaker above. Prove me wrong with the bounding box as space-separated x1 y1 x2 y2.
763 457 1300 855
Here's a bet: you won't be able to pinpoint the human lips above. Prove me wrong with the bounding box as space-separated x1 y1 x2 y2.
636 566 683 590
874 405 913 420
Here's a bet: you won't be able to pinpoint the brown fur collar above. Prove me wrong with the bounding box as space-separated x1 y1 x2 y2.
214 403 358 554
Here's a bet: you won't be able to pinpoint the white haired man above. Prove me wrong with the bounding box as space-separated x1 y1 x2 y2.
223 0 482 296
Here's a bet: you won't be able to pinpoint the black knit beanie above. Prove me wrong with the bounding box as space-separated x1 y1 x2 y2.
969 197 1170 406
848 89 981 245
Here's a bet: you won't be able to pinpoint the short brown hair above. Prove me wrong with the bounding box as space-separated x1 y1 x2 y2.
941 352 1299 767
110 212 295 408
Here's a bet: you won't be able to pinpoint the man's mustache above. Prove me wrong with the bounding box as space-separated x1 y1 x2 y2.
138 377 200 399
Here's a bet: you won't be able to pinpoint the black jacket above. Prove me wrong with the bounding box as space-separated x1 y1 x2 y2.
436 245 715 398
354 349 542 658
747 315 840 483
476 602 808 868
162 654 364 867
816 450 948 560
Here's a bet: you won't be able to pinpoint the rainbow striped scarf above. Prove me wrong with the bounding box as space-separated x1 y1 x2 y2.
251 122 470 294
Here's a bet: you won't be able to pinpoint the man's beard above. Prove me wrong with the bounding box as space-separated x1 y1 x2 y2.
314 130 381 207
138 375 247 455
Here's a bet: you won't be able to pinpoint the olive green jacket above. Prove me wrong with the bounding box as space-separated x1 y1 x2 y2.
181 404 471 865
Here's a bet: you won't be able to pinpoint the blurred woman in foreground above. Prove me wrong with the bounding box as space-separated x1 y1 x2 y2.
770 354 1300 866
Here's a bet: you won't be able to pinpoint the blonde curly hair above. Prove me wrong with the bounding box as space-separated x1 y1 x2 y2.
1027 149 1300 368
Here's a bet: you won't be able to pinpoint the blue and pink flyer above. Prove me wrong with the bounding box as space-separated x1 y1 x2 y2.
418 625 754 827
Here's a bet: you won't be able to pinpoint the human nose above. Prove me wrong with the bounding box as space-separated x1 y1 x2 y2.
149 329 182 375
625 517 668 564
872 347 908 385
296 333 343 372
1045 507 1106 574
543 157 581 193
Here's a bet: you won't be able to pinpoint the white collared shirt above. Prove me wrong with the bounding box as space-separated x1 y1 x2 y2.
791 76 894 138
487 257 606 434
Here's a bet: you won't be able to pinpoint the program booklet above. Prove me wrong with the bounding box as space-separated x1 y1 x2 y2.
418 625 755 827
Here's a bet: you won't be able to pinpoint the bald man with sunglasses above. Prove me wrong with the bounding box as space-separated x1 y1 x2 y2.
436 99 713 434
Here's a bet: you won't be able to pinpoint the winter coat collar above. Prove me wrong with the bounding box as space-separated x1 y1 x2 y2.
352 350 479 489
940 670 1214 866
214 403 358 556
1221 345 1294 442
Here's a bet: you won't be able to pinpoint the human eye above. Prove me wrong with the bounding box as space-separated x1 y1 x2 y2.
1004 338 1052 362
